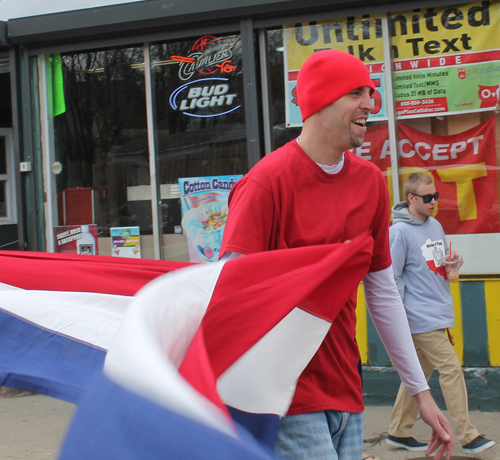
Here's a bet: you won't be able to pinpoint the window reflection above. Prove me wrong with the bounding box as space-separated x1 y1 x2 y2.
150 34 248 260
397 112 500 235
52 47 152 256
266 29 301 151
151 35 247 182
386 3 500 235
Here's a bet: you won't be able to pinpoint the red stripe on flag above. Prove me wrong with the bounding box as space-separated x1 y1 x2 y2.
181 233 373 382
0 251 191 296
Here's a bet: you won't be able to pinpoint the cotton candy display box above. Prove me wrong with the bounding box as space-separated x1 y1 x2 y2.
181 200 228 263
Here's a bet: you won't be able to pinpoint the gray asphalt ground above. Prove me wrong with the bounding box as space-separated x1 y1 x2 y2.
0 390 498 460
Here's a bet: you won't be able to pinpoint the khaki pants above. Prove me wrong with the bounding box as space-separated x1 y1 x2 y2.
388 329 479 445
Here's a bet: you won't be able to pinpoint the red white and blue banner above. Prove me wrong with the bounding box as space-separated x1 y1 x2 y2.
0 234 373 459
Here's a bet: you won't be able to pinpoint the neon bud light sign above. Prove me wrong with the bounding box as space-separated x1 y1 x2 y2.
170 78 241 118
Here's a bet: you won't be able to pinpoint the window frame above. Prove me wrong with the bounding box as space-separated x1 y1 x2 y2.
0 128 17 225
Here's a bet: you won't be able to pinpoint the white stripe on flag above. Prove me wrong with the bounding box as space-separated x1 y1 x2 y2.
104 261 234 437
1 289 130 349
217 307 331 415
0 281 21 290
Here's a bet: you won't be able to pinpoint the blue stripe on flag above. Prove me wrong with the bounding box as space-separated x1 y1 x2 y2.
0 309 105 403
228 406 281 453
60 372 277 460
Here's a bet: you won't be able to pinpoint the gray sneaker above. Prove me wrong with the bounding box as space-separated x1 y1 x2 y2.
387 435 428 451
462 435 495 454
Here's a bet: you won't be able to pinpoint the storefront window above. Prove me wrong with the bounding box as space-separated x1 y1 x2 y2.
150 34 247 261
42 34 249 262
388 2 500 237
265 29 301 151
49 46 152 257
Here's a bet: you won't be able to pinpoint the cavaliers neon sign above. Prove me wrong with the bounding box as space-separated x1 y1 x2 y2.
170 35 238 81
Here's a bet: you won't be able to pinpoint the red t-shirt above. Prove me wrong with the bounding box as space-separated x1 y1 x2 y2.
220 139 391 414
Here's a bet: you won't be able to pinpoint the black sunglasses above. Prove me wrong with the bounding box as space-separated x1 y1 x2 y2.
411 192 439 203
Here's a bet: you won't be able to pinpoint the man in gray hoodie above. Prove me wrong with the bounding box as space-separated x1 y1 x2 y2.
387 172 495 455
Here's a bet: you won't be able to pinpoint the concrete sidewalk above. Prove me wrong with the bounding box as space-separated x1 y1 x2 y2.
0 392 498 459
363 405 499 460
0 392 75 460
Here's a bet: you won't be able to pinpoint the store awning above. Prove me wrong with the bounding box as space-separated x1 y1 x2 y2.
6 0 410 47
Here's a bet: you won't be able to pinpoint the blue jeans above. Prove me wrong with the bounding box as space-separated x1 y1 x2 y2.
275 410 363 460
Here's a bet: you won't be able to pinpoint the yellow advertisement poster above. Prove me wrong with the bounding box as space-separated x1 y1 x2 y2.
284 15 384 69
284 1 500 124
284 15 387 126
390 2 500 60
390 1 500 116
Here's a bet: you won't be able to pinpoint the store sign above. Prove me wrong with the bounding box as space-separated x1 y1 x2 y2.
284 0 500 124
349 116 499 234
171 35 237 81
170 35 242 118
391 1 500 117
169 78 240 118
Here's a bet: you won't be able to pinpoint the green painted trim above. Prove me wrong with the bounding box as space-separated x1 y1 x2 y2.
362 366 500 412
460 281 489 366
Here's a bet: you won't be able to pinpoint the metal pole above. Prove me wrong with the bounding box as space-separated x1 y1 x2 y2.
37 54 57 252
144 43 161 260
241 19 262 169
381 12 400 205
258 29 272 155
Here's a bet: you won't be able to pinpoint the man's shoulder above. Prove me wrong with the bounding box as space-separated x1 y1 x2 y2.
346 152 385 183
245 140 299 179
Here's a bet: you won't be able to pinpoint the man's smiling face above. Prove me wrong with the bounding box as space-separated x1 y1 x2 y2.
315 86 375 153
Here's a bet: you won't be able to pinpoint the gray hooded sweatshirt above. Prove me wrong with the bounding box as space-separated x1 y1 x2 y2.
390 201 454 334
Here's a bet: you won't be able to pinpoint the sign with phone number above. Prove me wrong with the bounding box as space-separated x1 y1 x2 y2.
393 61 500 117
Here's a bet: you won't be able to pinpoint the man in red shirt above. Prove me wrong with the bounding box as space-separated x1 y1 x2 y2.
220 50 454 460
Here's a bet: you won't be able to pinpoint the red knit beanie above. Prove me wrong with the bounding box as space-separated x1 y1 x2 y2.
296 50 375 121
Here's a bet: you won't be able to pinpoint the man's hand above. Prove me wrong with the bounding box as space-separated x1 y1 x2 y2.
451 250 464 269
413 389 455 459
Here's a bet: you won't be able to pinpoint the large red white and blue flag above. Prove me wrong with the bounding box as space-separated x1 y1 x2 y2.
0 233 373 459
